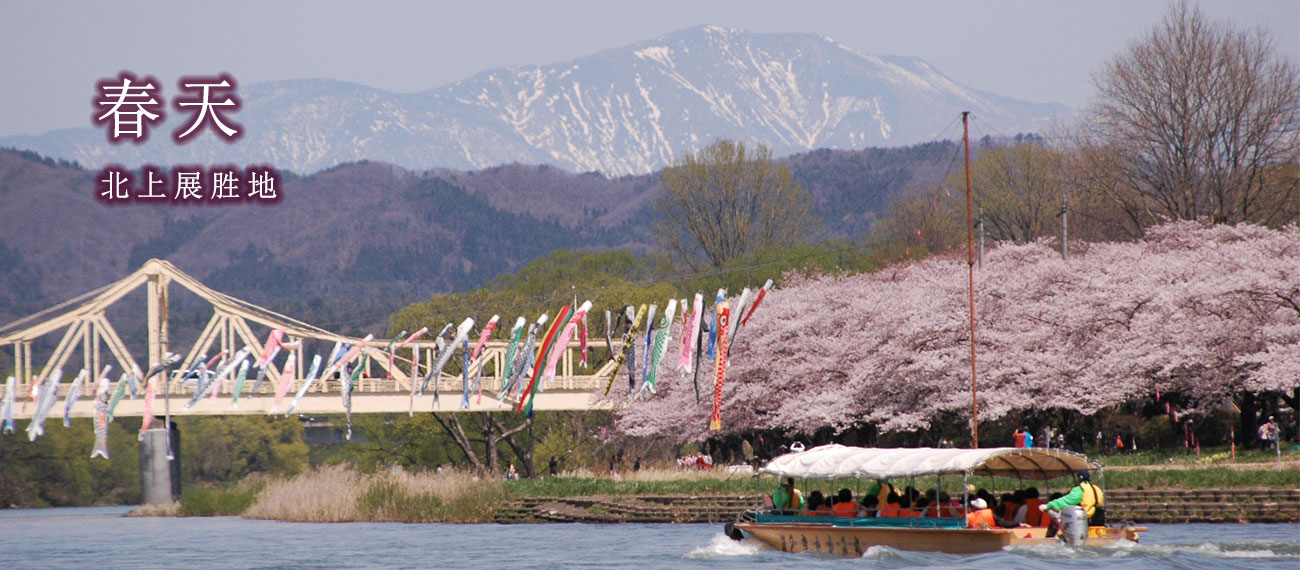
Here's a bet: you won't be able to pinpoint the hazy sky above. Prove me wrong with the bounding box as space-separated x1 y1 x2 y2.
1 0 1296 138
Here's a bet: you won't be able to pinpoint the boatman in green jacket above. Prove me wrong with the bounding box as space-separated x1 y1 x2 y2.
772 477 804 513
1040 470 1105 525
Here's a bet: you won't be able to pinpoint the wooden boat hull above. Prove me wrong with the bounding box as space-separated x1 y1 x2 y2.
734 522 1146 556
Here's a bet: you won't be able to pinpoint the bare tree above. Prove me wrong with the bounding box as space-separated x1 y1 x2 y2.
1080 0 1300 230
654 140 816 270
966 143 1066 243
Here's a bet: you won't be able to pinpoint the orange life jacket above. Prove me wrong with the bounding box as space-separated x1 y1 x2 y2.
882 502 903 517
1024 498 1045 526
1002 501 1020 520
966 508 996 528
832 502 857 517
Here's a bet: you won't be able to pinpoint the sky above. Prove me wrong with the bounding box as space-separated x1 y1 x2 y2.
1 0 1296 138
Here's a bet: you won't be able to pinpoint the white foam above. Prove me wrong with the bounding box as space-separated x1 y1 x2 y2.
860 544 906 560
684 533 770 558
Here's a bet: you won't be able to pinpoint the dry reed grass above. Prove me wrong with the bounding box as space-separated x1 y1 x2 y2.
127 501 181 517
242 464 504 523
244 464 367 522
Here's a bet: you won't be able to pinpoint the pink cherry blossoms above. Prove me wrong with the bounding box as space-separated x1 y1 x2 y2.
617 220 1300 441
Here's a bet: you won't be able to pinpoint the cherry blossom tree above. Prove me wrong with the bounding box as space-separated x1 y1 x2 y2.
617 220 1300 442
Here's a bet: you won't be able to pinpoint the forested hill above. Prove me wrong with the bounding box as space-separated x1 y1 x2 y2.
0 150 645 333
0 140 963 332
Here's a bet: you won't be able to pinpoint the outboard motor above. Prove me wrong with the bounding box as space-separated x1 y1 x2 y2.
1059 506 1089 545
724 522 744 541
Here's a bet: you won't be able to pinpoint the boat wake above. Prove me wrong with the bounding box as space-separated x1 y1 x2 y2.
1007 539 1300 561
684 533 771 558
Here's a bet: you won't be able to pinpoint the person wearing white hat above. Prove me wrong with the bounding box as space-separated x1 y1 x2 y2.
968 497 1030 529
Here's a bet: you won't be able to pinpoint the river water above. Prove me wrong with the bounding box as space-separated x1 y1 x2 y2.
1 506 1297 569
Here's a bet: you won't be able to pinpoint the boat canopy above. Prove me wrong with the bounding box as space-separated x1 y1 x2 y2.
759 444 1095 481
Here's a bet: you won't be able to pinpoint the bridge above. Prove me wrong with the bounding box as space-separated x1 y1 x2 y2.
2 259 625 420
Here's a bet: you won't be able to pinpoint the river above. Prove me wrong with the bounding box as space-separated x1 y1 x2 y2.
1 506 1297 568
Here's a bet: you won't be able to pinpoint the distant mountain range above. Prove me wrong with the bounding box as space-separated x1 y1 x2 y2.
1 26 1065 176
0 138 962 332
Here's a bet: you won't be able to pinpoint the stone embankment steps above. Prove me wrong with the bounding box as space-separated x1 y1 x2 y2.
1106 489 1300 523
494 490 1300 524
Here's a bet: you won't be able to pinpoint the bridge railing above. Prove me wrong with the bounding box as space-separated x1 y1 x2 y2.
8 339 624 404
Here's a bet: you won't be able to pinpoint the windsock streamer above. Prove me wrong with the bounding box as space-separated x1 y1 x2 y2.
501 315 545 402
210 350 253 401
424 320 473 406
90 376 111 459
707 289 725 359
470 316 500 362
603 310 615 356
287 345 334 415
184 351 236 411
248 329 287 397
728 288 752 341
499 317 527 397
602 305 647 396
2 376 16 434
321 334 375 379
137 377 155 441
578 312 590 367
230 361 251 409
709 301 731 431
460 338 472 409
25 369 61 439
385 331 406 380
471 316 500 404
26 370 62 441
343 355 366 440
107 374 129 420
678 293 704 374
742 280 773 326
269 355 301 415
641 299 677 397
640 304 657 387
62 369 90 428
542 301 592 387
519 305 572 414
394 327 429 396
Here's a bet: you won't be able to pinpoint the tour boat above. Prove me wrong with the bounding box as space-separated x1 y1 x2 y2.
725 444 1146 556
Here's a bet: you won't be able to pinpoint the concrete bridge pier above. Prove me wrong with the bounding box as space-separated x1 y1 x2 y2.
139 422 182 505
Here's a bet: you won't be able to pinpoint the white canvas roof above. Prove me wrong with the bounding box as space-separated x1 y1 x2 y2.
759 444 1095 481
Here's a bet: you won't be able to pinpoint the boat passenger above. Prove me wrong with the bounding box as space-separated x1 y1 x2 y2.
912 497 932 517
966 498 1030 529
804 490 826 516
868 480 896 507
1018 487 1046 526
1001 491 1021 520
1040 470 1106 525
896 492 915 517
857 495 879 517
816 499 834 516
881 491 903 517
832 488 857 517
939 492 962 518
771 477 804 513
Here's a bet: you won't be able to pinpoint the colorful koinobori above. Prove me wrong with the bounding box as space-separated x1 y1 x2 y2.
1 284 772 456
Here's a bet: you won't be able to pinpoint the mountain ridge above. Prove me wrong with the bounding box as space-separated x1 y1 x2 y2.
0 26 1066 177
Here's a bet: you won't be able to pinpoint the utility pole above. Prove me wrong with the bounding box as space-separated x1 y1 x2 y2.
963 111 978 448
1059 197 1068 261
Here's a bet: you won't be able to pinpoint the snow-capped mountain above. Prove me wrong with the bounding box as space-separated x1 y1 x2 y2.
2 26 1067 176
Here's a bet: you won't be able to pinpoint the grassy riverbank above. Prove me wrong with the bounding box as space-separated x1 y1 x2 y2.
125 445 1299 522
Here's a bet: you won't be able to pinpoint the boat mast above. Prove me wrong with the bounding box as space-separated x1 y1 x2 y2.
963 111 978 448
